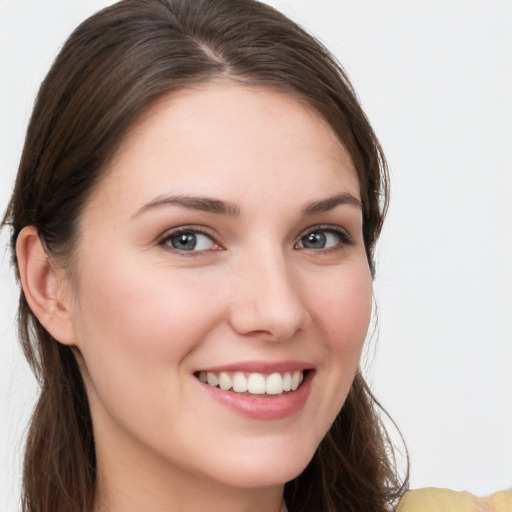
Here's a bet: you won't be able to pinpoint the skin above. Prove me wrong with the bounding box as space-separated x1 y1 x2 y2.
18 82 373 512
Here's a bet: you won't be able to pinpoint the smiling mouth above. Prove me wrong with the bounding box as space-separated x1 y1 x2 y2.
195 370 307 396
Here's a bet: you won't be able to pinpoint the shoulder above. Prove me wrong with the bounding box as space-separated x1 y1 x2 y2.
396 487 512 512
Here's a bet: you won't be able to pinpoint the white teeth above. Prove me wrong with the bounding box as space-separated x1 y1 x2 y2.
265 373 283 395
291 371 301 391
206 372 219 387
218 372 232 391
247 373 266 394
200 370 305 395
282 372 292 392
232 372 248 392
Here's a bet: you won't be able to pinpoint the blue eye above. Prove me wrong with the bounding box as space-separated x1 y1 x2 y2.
162 230 217 252
296 228 349 250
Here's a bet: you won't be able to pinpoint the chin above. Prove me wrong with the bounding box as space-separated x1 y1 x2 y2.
205 442 317 490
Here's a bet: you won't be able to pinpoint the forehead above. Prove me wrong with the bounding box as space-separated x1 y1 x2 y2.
90 82 359 217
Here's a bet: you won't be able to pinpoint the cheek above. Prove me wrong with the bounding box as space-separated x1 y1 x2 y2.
292 262 372 448
70 256 229 437
308 261 372 422
69 254 227 415
312 263 373 357
74 258 219 356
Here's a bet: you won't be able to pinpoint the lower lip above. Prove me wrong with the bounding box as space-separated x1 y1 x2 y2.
198 372 314 420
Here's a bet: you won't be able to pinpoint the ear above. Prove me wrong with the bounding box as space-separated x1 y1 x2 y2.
16 226 78 346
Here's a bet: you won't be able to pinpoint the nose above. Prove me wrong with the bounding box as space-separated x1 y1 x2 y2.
228 249 311 342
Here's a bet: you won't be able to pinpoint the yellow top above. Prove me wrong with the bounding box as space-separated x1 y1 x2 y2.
396 488 512 512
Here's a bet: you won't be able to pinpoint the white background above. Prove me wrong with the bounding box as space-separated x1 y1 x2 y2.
1 1 511 510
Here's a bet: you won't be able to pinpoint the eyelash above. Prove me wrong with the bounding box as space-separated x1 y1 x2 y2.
295 225 353 252
159 226 221 256
158 224 353 255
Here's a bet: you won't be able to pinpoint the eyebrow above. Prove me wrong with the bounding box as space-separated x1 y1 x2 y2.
302 193 362 215
132 195 241 218
133 192 362 219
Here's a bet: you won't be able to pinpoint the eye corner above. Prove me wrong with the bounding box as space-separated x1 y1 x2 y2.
295 225 353 252
159 226 223 254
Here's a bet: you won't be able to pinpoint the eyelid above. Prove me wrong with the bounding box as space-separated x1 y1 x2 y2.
157 223 353 254
158 225 224 254
295 224 353 249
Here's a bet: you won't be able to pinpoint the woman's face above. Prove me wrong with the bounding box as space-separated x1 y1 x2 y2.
66 83 373 493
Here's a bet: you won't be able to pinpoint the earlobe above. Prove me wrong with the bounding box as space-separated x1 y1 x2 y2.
16 226 77 346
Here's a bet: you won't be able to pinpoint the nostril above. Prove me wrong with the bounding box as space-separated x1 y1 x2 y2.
227 265 310 341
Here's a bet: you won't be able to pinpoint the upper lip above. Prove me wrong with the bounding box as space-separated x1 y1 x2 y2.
196 360 314 374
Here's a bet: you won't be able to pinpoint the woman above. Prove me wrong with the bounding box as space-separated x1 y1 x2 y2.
2 1 510 511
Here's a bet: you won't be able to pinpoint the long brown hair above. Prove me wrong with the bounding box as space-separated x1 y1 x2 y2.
3 0 407 510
